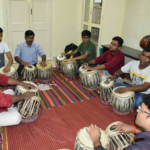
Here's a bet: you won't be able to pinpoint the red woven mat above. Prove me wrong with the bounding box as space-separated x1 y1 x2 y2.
7 98 136 150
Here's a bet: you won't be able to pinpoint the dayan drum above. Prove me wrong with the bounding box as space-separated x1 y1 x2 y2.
17 96 41 123
21 65 36 81
75 127 109 150
79 67 101 90
15 81 39 96
56 55 66 71
99 79 114 105
0 65 18 79
36 61 53 80
111 87 135 115
61 60 78 77
106 121 134 150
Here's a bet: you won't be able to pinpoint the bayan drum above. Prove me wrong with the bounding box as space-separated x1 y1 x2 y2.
75 127 109 150
106 121 134 150
56 55 66 71
111 87 135 115
21 65 36 81
61 60 78 77
99 79 114 105
36 61 53 80
79 67 101 90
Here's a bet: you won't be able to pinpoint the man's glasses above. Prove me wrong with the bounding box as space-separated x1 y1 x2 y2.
137 106 150 117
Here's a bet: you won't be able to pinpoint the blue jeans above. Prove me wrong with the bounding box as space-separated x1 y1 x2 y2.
114 82 143 108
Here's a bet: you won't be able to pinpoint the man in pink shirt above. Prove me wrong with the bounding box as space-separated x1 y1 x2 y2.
0 74 34 126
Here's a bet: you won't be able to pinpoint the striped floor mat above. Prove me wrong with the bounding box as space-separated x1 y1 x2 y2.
39 69 99 110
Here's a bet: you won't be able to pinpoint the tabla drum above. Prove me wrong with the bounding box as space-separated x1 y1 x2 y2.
106 121 134 150
61 60 78 77
75 127 109 150
79 65 86 74
56 55 66 71
15 81 39 96
99 79 114 105
21 65 36 81
79 67 101 90
36 61 53 80
17 96 41 123
0 65 18 79
111 87 135 115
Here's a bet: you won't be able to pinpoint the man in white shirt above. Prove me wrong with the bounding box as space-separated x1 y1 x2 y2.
0 27 13 72
111 35 150 108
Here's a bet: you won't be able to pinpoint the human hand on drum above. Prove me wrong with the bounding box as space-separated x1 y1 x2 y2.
3 66 11 73
64 58 73 62
85 66 95 71
108 75 117 81
115 87 129 93
23 92 35 100
40 61 47 67
114 122 133 133
22 62 31 66
22 83 36 90
82 63 88 67
87 124 101 147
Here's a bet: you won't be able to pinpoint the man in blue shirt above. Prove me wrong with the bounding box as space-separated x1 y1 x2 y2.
88 94 150 150
15 30 46 76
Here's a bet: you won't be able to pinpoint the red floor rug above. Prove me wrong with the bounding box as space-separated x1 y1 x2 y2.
6 98 136 150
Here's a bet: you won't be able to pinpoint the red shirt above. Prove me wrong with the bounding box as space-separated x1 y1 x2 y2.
0 74 12 112
95 50 124 75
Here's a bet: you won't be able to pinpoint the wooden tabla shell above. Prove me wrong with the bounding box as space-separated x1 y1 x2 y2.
99 79 114 105
15 81 39 96
61 60 78 77
56 55 66 71
17 96 41 123
0 65 18 79
80 68 101 90
106 121 134 150
75 127 109 150
21 65 36 81
36 61 53 80
111 87 135 115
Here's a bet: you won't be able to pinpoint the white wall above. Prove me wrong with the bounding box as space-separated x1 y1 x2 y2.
99 0 127 45
122 0 150 50
0 0 4 28
51 0 82 57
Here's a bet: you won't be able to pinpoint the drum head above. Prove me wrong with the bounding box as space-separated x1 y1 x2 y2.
112 87 135 98
77 127 109 149
105 121 121 136
37 61 52 70
62 59 76 64
25 65 36 71
79 66 86 73
0 66 16 76
57 55 66 61
100 79 114 88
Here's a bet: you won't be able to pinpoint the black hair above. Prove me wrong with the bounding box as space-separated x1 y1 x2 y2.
25 30 35 37
0 27 3 33
140 35 150 52
112 36 124 47
143 94 150 111
82 30 91 38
